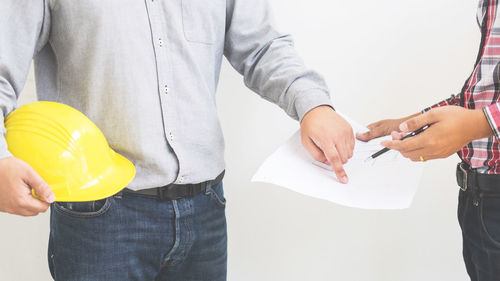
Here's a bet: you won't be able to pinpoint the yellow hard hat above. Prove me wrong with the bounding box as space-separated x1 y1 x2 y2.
4 101 135 202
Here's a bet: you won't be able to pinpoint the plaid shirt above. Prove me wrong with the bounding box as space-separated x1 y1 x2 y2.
426 0 500 174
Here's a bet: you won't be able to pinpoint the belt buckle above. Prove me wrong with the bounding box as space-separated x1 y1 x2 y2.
459 163 468 192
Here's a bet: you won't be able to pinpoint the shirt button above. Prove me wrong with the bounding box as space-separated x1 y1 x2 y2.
169 132 174 141
158 39 164 47
178 176 185 184
164 85 169 94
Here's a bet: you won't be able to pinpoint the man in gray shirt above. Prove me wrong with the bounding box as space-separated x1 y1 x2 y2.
0 0 354 280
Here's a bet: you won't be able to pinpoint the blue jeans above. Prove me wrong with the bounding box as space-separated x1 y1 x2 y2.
48 182 227 281
458 185 500 281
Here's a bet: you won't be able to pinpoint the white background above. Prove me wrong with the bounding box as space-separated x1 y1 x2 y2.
0 0 479 280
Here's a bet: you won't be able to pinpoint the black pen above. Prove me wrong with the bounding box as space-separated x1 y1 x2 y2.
366 125 430 160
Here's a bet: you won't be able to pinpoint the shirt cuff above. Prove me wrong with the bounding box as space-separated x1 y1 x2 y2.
293 89 334 121
422 94 461 113
483 103 500 140
0 119 12 159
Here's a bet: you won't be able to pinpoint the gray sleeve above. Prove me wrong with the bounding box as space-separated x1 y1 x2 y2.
224 0 334 121
0 0 51 159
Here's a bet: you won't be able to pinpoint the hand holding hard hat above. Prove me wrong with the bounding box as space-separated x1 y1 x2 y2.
2 102 135 206
0 157 54 216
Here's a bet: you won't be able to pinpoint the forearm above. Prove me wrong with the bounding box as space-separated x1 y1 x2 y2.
224 0 332 121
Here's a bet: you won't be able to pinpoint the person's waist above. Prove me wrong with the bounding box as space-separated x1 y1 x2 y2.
456 163 500 193
457 147 500 174
124 171 225 201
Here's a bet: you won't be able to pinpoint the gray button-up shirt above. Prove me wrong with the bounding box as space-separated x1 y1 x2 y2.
0 0 333 190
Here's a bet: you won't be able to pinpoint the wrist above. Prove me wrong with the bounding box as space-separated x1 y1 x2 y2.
469 109 494 140
301 105 334 124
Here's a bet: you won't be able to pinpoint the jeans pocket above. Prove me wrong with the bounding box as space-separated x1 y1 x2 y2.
204 182 226 208
479 195 500 246
53 198 112 218
181 0 225 44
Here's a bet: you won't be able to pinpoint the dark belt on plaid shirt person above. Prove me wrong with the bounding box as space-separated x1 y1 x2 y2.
456 163 500 193
124 170 225 201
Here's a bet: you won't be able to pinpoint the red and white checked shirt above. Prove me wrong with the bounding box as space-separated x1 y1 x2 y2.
426 0 500 174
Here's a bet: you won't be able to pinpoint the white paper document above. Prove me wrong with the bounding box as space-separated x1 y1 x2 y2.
252 114 425 210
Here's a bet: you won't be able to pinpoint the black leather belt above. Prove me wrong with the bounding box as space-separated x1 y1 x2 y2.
124 171 225 201
456 163 500 193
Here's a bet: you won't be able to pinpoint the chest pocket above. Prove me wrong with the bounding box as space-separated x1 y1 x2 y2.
182 0 225 44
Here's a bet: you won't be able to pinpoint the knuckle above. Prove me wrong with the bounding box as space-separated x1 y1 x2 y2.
310 152 321 160
311 152 325 162
333 162 344 171
407 120 417 128
301 137 309 148
20 212 35 217
340 154 348 163
328 153 340 162
39 184 51 194
16 199 29 209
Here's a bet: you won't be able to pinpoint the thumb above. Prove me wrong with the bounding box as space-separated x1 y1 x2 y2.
391 131 405 140
400 112 429 133
24 167 55 203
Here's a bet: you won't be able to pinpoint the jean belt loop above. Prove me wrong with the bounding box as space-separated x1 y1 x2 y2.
459 163 468 192
470 169 481 207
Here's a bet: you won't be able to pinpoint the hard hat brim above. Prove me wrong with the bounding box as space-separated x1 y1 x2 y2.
39 151 136 202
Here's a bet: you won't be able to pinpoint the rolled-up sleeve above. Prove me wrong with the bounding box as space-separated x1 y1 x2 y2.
0 0 50 159
224 0 333 121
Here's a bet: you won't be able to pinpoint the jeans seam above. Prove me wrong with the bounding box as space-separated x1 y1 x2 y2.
49 207 56 280
53 198 112 218
160 200 181 269
205 185 226 208
183 200 194 261
479 198 500 247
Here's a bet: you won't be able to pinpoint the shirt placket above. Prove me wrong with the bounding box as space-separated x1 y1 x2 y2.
144 0 185 184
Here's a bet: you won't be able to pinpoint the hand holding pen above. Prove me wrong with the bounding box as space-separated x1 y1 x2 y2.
366 125 430 161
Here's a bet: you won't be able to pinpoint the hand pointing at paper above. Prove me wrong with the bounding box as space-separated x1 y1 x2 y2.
300 106 355 184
